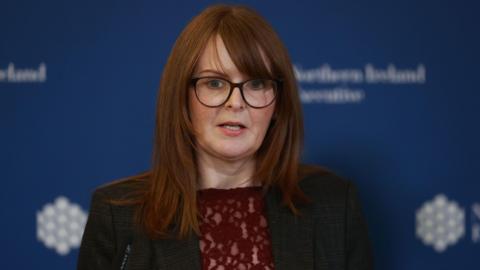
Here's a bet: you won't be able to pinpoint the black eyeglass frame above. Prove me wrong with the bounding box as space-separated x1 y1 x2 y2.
190 76 282 109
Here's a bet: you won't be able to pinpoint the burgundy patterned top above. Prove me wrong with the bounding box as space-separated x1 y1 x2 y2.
197 186 275 270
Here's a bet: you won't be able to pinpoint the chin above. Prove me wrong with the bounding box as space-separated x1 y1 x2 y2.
217 150 252 160
212 145 255 160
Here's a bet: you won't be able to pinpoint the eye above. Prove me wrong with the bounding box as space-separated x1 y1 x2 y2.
206 79 225 89
248 79 267 90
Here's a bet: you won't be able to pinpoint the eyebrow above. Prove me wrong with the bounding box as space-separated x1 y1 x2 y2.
194 69 229 77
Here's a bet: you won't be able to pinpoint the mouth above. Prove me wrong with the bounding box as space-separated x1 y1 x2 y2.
217 121 247 131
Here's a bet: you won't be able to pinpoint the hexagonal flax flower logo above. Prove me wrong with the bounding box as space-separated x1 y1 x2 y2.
416 194 465 253
37 196 87 255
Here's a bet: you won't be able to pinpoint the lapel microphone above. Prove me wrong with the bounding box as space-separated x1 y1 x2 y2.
120 243 131 270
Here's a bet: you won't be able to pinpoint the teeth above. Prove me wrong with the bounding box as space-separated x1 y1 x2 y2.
223 125 241 130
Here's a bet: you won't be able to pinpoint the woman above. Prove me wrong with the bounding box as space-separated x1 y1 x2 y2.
77 4 373 270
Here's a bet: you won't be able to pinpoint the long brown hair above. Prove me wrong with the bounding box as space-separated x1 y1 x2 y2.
116 4 314 240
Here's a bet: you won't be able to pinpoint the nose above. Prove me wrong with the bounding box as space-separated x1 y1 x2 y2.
224 86 246 109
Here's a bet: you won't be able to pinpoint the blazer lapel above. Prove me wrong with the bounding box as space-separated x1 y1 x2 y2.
265 186 316 270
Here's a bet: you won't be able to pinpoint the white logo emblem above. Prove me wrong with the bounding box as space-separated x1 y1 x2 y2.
416 194 465 252
37 196 87 255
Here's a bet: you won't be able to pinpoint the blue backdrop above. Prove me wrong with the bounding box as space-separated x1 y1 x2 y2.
2 0 479 269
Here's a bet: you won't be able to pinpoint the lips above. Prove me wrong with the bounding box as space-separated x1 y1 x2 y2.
217 121 246 136
217 121 246 128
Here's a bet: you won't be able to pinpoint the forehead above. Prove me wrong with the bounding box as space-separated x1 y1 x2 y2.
194 35 237 76
194 34 272 78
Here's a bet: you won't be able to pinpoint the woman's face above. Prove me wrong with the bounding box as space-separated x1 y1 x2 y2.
188 35 275 162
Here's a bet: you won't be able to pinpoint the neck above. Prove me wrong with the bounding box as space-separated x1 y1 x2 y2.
196 149 258 190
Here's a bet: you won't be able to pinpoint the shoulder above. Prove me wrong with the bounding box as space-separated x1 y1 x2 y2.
87 173 149 227
78 174 149 269
297 164 352 205
92 172 149 203
296 165 375 267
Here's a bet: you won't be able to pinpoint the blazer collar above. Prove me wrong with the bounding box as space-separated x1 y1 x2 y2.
151 185 318 270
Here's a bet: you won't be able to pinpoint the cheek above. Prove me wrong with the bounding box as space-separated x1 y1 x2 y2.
188 90 201 125
189 90 213 131
252 106 275 133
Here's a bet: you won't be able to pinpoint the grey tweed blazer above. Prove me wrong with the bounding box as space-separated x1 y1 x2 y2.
77 169 374 270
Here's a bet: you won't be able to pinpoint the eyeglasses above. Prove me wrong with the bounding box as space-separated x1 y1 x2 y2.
190 76 280 108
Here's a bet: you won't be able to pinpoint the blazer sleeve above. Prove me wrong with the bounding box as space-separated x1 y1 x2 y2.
77 189 116 270
345 181 374 270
